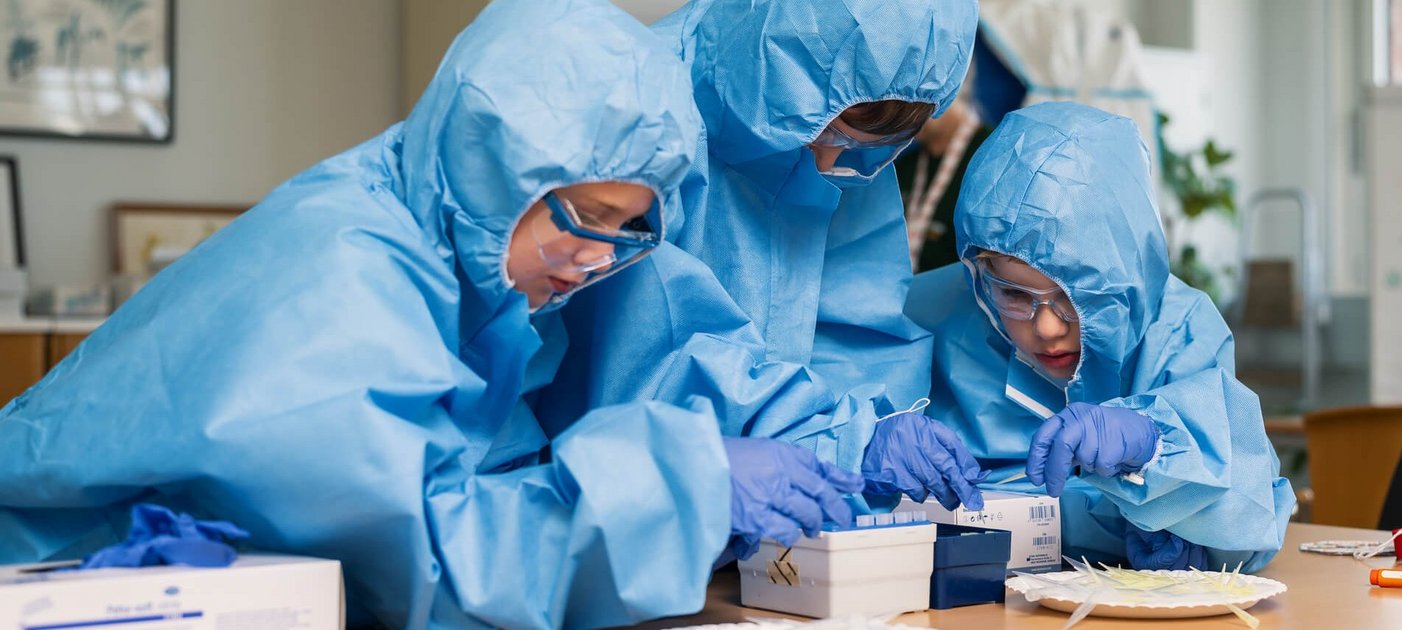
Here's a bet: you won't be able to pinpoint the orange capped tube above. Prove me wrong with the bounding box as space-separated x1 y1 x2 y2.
1369 569 1402 587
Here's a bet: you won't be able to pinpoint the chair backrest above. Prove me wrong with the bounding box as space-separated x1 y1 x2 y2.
1302 406 1402 528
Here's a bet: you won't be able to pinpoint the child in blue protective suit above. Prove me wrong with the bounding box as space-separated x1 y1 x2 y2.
906 102 1294 573
535 0 993 518
0 1 861 628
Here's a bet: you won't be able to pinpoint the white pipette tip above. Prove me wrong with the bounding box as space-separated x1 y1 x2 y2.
993 471 1028 486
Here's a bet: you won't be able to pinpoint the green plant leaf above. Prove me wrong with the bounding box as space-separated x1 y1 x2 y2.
1204 140 1233 167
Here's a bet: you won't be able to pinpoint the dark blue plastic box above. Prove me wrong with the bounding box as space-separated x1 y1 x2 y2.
930 523 1012 609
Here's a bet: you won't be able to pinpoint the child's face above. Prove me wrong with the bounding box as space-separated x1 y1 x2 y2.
506 182 654 308
985 256 1082 380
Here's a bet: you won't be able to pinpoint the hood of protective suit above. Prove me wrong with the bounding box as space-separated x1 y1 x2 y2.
953 101 1169 399
653 0 977 189
398 0 701 310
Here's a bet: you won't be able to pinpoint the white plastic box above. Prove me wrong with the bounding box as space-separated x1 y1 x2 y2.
0 554 343 629
895 490 1061 572
737 514 937 618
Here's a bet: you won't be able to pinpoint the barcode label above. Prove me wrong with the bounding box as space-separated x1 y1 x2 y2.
1029 505 1057 520
1033 535 1058 547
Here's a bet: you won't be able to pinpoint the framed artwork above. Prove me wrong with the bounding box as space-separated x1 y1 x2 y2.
110 203 244 276
0 156 21 269
0 0 175 142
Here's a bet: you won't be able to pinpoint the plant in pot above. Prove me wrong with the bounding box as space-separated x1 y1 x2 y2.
1156 112 1238 304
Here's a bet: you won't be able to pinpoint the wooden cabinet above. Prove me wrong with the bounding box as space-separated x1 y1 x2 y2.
47 333 87 369
0 333 46 403
0 321 99 406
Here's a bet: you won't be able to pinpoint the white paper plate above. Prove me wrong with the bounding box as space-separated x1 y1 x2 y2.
1005 569 1287 619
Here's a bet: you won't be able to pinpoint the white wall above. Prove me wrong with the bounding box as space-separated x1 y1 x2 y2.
1141 0 1260 299
1253 1 1325 274
1129 0 1195 49
1134 0 1364 300
1193 0 1265 235
0 0 401 289
1367 86 1402 401
1333 0 1371 297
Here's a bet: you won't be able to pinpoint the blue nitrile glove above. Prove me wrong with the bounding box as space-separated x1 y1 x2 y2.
1125 525 1209 570
79 503 250 569
723 436 864 560
1027 402 1160 497
861 412 988 511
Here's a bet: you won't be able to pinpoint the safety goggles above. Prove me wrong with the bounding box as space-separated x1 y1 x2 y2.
977 262 1080 323
811 123 913 183
811 123 916 150
530 191 660 274
818 142 913 184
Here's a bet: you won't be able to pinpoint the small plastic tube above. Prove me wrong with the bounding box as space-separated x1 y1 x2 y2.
1370 569 1402 588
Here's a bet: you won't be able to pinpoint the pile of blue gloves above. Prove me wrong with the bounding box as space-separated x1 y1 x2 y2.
80 503 250 569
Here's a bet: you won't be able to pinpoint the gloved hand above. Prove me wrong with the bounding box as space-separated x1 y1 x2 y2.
1125 525 1209 570
724 436 864 560
861 412 987 511
1027 402 1159 497
80 503 250 569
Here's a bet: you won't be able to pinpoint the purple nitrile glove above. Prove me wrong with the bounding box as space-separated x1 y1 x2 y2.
80 503 250 569
862 412 988 511
1027 403 1159 497
723 436 863 560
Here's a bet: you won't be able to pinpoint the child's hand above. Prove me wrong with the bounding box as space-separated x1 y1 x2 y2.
1026 402 1160 496
722 436 864 560
861 412 988 511
1125 525 1209 570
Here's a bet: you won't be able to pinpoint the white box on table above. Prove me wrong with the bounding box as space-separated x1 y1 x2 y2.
894 490 1061 573
0 554 342 629
737 515 937 618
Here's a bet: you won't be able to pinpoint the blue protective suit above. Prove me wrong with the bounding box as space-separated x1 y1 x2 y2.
535 0 979 478
0 1 730 627
906 102 1294 572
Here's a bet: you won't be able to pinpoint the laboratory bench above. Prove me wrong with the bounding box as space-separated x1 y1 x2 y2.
0 317 103 403
642 522 1402 629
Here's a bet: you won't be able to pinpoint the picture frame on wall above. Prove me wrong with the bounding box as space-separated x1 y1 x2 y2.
110 203 244 278
0 0 175 142
0 156 22 269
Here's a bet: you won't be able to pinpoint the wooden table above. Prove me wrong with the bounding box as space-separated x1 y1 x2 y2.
640 523 1402 628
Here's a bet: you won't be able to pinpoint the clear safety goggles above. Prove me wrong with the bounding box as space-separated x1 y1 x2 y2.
812 124 914 182
818 143 912 184
530 191 660 274
811 123 916 150
977 261 1080 323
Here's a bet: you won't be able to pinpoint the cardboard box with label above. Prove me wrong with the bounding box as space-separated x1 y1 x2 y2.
895 490 1061 573
0 554 342 629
